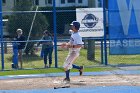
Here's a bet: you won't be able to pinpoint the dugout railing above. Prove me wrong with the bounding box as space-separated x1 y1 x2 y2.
0 38 104 70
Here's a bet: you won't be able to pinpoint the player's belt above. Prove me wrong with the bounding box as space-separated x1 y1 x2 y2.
72 45 76 48
72 45 81 48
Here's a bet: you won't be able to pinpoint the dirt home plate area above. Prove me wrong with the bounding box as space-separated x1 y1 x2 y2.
0 75 140 90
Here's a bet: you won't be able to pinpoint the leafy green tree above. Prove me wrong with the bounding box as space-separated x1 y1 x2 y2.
7 0 48 55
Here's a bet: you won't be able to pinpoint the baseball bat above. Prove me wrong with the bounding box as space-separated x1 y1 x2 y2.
54 85 70 89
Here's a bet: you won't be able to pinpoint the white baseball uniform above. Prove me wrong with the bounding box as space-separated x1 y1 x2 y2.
63 32 83 70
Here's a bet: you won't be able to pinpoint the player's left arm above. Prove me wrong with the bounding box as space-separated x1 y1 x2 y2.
60 42 74 48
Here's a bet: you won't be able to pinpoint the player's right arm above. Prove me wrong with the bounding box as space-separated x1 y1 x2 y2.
60 42 69 48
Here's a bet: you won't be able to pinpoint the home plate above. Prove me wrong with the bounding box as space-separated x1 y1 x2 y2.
53 80 62 84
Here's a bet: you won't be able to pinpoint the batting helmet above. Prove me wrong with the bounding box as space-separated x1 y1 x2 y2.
70 21 80 30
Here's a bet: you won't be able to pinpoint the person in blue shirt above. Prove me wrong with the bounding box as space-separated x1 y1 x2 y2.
37 30 53 68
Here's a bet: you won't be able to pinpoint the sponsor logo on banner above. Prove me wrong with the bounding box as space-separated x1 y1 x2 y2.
81 14 99 28
76 8 104 37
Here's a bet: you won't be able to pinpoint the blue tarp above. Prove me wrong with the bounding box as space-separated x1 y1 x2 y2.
109 0 140 54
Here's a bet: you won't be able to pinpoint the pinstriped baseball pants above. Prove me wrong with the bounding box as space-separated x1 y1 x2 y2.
63 48 80 70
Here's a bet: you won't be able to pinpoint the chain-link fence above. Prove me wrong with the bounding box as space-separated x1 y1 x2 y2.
1 9 103 70
1 0 140 70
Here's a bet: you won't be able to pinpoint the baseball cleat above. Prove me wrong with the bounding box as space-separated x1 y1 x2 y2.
79 66 84 76
63 78 70 83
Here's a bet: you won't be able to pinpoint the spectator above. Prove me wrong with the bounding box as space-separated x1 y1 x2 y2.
37 30 53 68
14 28 25 69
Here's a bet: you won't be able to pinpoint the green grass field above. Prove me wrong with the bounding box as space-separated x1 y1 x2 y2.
3 48 101 70
0 67 114 76
0 48 140 76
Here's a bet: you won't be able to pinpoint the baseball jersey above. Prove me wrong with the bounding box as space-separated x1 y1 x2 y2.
69 32 83 50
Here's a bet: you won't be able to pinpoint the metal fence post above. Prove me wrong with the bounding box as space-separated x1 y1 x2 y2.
103 0 108 65
53 0 58 68
0 0 5 70
101 39 104 64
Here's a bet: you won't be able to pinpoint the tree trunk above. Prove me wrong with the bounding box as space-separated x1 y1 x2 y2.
4 42 7 54
83 40 87 49
87 40 95 61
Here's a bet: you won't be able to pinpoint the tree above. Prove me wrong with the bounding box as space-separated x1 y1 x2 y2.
7 0 48 55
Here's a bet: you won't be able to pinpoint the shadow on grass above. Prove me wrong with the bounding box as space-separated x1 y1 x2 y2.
88 59 102 64
7 54 42 63
23 54 42 63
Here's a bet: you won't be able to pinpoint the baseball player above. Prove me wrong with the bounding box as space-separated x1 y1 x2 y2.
61 21 84 82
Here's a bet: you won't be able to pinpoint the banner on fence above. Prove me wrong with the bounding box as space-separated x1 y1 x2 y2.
76 8 104 37
109 0 140 54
